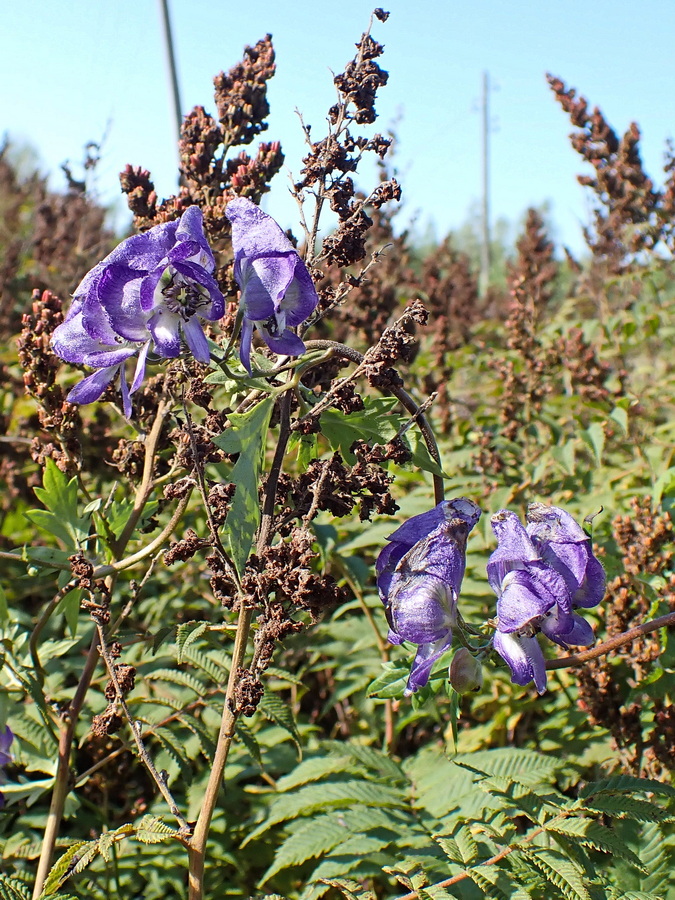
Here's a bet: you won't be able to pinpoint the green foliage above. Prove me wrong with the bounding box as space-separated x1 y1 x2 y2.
212 395 274 575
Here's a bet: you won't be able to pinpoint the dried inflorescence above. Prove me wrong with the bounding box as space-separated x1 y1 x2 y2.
363 300 428 390
17 290 82 474
234 528 347 715
577 497 675 775
285 450 397 524
548 74 666 265
121 35 282 238
420 237 479 351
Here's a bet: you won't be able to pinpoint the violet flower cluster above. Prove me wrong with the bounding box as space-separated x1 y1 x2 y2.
377 499 604 696
488 504 605 693
52 207 224 417
376 498 481 695
0 726 13 808
226 198 319 374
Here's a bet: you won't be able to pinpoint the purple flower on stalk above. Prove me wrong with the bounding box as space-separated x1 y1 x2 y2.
225 198 319 374
52 206 224 417
0 726 14 808
376 498 481 695
488 505 605 693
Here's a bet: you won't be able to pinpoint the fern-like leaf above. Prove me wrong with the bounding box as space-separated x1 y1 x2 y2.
0 875 31 900
545 816 645 871
520 847 590 900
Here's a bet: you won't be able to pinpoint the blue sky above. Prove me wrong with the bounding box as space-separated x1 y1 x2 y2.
3 0 674 255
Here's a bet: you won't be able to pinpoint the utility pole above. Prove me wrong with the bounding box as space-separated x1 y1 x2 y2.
158 0 183 160
479 70 491 299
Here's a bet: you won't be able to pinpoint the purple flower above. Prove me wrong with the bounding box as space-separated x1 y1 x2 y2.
225 198 319 374
0 726 13 808
52 206 224 417
488 505 605 693
376 498 481 695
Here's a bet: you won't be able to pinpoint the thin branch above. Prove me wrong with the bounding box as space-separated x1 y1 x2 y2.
395 826 545 900
94 622 189 833
300 339 444 504
546 610 675 670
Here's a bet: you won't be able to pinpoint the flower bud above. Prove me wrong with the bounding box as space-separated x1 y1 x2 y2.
449 647 483 694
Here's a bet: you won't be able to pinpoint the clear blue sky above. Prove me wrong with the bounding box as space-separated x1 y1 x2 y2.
3 0 674 256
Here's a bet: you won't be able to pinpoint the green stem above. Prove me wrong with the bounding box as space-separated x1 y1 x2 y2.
186 385 294 899
186 602 253 899
32 398 174 899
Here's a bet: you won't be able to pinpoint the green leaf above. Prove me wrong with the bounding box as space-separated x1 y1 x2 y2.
0 875 32 900
320 397 400 464
27 459 90 549
610 405 629 434
316 878 376 900
0 584 8 625
243 780 409 844
134 815 179 844
582 795 671 823
579 776 675 800
545 817 645 871
405 430 448 478
367 661 410 699
260 815 352 884
579 422 605 465
520 847 589 900
236 720 262 766
212 397 274 576
259 693 302 752
39 841 94 895
175 621 209 664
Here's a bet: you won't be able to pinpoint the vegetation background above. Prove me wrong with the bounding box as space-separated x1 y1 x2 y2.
1 11 675 900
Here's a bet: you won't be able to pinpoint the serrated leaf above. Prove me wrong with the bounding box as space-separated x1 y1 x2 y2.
317 878 376 900
579 776 675 800
212 396 274 576
468 864 528 900
260 815 351 883
236 720 262 766
259 693 301 751
0 875 31 900
134 815 178 844
320 397 400 464
243 780 408 844
153 726 193 781
40 841 93 895
545 817 645 871
175 621 209 664
276 756 357 792
581 795 671 823
520 847 590 900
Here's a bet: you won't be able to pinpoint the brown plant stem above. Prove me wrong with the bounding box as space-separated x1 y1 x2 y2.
32 632 101 899
395 826 545 900
546 610 675 670
32 398 175 899
302 339 444 504
95 622 189 832
186 385 294 900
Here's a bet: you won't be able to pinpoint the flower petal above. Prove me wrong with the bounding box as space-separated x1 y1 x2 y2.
405 634 454 695
493 631 547 693
487 510 539 594
182 316 210 363
389 575 455 644
148 308 182 357
497 563 571 633
239 318 255 374
258 326 306 357
66 365 120 406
